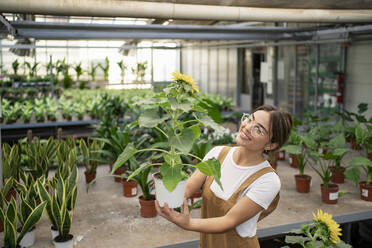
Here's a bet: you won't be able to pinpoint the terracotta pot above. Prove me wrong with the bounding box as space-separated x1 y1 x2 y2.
139 195 157 218
368 152 372 161
275 150 286 161
321 184 339 204
122 180 138 197
359 181 372 202
330 166 346 184
295 174 312 193
84 171 96 184
189 190 202 208
289 154 298 168
114 167 125 183
269 160 277 170
5 188 17 201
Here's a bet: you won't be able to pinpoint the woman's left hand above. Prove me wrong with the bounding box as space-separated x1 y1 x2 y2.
155 198 191 230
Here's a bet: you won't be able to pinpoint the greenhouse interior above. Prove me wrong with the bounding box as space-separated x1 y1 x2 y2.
1 1 372 248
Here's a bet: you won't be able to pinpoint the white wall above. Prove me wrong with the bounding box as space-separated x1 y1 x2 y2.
345 41 372 119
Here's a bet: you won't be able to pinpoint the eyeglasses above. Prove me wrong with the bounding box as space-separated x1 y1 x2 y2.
241 113 267 137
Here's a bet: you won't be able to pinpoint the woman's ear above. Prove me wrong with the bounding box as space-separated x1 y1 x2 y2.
265 143 278 151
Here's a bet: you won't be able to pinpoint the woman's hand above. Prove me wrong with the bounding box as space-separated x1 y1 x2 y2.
155 198 191 230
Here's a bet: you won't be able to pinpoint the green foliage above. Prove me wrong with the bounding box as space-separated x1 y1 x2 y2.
284 219 351 248
79 139 105 173
98 57 110 81
113 73 225 192
345 122 372 184
0 181 46 248
281 133 316 175
2 143 20 180
24 137 57 180
73 62 83 82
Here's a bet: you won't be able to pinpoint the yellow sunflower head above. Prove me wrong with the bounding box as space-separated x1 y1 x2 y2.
312 209 342 244
171 70 199 93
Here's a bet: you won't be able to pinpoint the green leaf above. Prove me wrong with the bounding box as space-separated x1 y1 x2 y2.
329 133 346 148
189 125 201 139
194 161 213 175
355 124 369 146
169 97 193 112
139 108 169 128
348 156 372 168
280 145 302 155
302 135 317 150
193 113 225 134
112 143 138 173
285 235 311 244
160 162 184 192
333 120 345 134
344 168 361 186
4 217 17 248
18 201 47 244
169 128 195 153
333 148 349 157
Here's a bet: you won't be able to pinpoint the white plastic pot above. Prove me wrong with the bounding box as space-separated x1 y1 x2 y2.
51 226 59 240
153 173 187 208
53 235 74 248
18 229 35 247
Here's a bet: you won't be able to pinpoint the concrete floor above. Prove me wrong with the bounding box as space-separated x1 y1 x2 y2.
1 147 371 247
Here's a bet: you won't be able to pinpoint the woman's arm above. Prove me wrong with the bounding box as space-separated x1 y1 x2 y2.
184 169 206 199
155 195 263 233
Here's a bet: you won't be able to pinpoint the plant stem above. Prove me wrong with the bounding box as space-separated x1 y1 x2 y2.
181 152 202 162
155 126 168 139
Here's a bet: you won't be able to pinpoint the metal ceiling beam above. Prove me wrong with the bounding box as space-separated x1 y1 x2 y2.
4 21 314 40
0 14 17 37
2 0 372 23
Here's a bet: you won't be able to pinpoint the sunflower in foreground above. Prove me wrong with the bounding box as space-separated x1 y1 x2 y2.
313 209 342 244
171 70 199 93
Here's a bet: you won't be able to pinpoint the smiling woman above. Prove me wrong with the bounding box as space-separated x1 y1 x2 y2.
155 105 293 248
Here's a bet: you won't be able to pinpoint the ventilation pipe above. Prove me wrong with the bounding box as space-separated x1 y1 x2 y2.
1 0 372 23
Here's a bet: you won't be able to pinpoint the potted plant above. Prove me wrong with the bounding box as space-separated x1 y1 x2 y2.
129 162 156 218
322 122 350 184
88 62 98 82
285 118 303 168
73 62 84 83
310 150 339 204
60 99 73 121
37 168 78 248
281 133 317 193
14 172 46 247
79 139 104 184
74 102 85 120
98 57 110 82
121 158 140 198
2 143 20 201
0 196 46 248
283 209 351 248
24 137 57 180
117 59 127 84
21 101 33 123
345 123 372 201
112 71 225 208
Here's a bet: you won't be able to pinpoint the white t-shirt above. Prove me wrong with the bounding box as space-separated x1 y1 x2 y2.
202 146 281 237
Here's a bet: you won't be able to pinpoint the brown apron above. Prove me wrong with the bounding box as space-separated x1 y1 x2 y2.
199 146 279 248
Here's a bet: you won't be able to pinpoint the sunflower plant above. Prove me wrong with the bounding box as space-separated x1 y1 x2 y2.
112 71 225 192
283 209 351 248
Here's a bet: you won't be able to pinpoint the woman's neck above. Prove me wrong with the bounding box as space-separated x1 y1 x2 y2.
233 146 265 167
